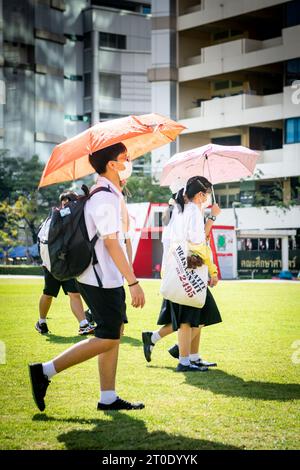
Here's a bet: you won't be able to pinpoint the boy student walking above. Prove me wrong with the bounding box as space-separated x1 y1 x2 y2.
36 191 95 336
29 143 146 411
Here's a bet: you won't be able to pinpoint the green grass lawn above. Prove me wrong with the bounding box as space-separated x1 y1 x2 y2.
0 278 299 450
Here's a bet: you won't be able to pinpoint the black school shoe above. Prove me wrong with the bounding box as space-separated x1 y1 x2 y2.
169 344 217 367
176 363 208 372
35 321 49 334
28 363 50 411
97 397 145 411
142 331 154 362
191 359 217 367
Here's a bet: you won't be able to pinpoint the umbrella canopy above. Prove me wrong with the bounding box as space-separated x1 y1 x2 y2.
160 143 259 189
39 113 185 188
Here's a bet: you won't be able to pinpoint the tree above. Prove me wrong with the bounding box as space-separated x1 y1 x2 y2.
0 152 71 246
125 176 171 203
0 200 21 261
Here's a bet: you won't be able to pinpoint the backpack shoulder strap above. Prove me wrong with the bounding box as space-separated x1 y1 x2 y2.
88 186 112 199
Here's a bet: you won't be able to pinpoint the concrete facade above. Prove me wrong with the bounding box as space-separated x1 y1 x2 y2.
0 0 151 162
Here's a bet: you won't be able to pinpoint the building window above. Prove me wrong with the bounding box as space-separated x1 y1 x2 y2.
64 114 90 122
212 135 241 146
99 73 121 99
64 74 83 81
285 58 300 86
286 0 300 27
285 117 300 144
99 32 126 50
249 126 282 150
64 33 83 42
100 112 125 121
84 72 91 97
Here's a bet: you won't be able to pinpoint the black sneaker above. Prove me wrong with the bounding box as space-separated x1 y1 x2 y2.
168 344 179 359
84 309 95 325
142 331 154 362
97 397 145 411
78 323 95 335
35 321 49 335
28 363 51 411
191 358 217 367
176 363 208 372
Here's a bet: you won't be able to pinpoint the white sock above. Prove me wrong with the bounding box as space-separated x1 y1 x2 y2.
151 331 161 344
179 356 190 366
80 319 89 327
42 361 57 379
100 390 117 405
39 318 47 324
190 353 200 362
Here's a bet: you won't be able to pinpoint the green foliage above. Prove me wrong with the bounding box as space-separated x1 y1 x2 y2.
0 265 43 275
125 176 171 203
0 152 73 246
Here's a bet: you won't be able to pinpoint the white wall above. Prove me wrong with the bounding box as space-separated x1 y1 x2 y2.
216 205 300 231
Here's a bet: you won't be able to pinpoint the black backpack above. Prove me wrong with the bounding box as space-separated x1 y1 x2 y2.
42 185 112 286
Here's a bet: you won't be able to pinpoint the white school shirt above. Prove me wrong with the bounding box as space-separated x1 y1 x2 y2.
77 176 127 288
161 202 206 272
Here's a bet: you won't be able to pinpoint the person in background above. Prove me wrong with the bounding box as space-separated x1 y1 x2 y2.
142 177 222 371
35 191 95 336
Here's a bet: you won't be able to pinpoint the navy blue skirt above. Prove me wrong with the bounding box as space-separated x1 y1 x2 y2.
157 288 222 331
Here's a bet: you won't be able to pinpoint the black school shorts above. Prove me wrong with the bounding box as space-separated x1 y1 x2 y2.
76 282 128 340
43 267 79 297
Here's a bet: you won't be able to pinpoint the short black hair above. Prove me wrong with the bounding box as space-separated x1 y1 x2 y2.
59 191 78 203
89 142 127 175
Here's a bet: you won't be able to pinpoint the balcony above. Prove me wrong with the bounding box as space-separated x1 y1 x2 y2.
180 92 283 132
179 25 300 82
178 0 292 31
180 86 299 133
256 143 300 180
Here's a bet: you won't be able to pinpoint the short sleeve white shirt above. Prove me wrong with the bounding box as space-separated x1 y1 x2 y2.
161 202 205 271
77 176 126 288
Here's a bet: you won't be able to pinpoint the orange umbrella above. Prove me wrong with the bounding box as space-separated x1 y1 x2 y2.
39 113 185 188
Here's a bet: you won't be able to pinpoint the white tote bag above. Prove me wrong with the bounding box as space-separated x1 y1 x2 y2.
37 216 52 272
160 241 208 308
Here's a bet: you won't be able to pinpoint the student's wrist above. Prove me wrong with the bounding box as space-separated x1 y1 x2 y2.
127 276 137 286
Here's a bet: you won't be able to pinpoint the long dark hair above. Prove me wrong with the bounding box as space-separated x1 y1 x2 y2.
175 176 212 212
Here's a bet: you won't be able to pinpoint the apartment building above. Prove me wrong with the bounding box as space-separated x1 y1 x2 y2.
149 0 300 276
0 0 151 162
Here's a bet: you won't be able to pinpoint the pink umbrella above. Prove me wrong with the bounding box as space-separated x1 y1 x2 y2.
160 143 259 198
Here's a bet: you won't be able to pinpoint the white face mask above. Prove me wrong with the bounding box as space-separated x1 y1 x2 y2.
201 194 212 209
118 161 133 181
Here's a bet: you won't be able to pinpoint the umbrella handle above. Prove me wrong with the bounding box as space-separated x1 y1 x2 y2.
211 185 216 204
205 154 216 205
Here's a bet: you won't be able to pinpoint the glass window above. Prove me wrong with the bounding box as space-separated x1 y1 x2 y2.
212 135 241 146
99 73 121 99
286 0 300 27
64 74 83 81
99 32 126 50
285 117 300 144
220 195 227 208
285 58 300 86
